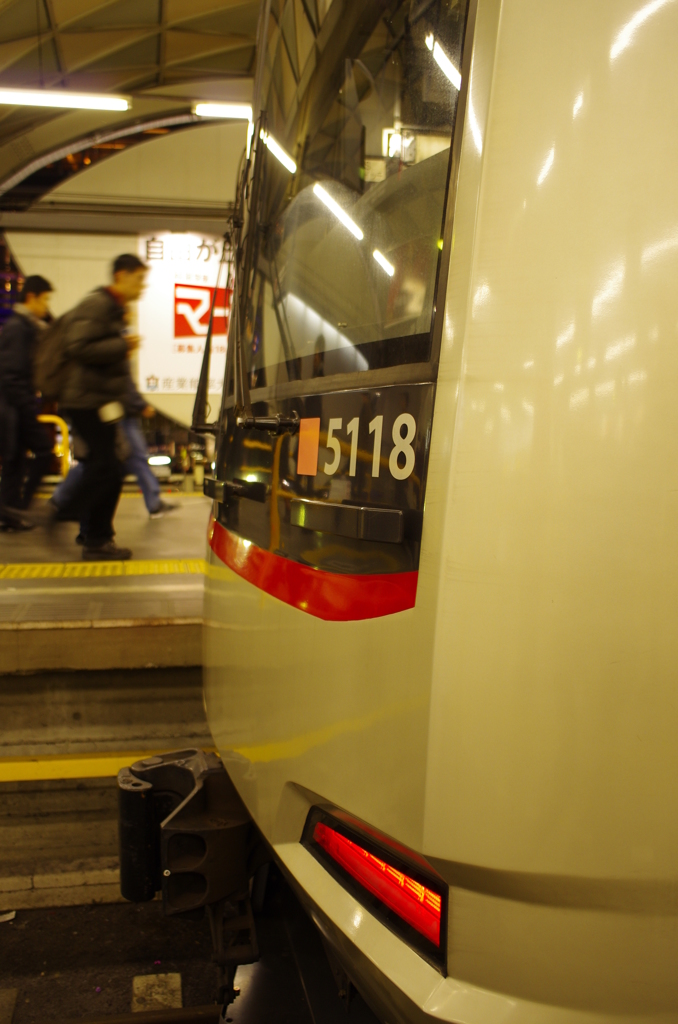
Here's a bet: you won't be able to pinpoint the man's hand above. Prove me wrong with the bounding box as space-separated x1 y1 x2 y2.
142 405 155 419
125 334 141 353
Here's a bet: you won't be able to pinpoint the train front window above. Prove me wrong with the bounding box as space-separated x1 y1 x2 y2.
242 0 470 388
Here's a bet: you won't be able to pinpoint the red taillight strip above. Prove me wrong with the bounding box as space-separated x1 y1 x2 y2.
313 821 442 947
208 519 418 620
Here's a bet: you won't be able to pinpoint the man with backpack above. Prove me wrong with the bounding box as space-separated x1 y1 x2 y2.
0 275 54 530
50 375 177 529
51 254 148 560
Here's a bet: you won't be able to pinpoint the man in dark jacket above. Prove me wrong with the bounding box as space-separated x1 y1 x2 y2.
59 253 147 561
52 373 176 532
0 275 54 530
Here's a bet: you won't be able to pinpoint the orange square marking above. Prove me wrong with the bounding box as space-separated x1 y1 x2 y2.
297 418 320 476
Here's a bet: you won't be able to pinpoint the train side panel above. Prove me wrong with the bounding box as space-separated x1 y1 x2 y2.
425 0 678 1013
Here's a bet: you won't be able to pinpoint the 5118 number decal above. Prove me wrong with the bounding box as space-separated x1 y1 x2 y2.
296 414 417 481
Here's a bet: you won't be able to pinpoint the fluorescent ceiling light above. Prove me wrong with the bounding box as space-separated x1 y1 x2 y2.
425 33 461 90
373 249 395 276
0 87 129 111
194 102 252 120
148 455 171 466
313 183 363 239
260 129 296 172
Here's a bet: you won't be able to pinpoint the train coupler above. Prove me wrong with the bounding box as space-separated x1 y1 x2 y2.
117 749 262 1006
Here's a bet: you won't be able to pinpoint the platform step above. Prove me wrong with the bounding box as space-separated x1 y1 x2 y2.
0 616 202 673
0 666 210 757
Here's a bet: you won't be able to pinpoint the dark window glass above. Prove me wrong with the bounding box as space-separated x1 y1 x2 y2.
242 0 470 388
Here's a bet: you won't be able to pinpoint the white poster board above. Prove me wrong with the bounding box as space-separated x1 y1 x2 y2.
137 232 231 397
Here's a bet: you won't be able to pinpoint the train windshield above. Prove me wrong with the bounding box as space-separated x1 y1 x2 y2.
243 0 470 388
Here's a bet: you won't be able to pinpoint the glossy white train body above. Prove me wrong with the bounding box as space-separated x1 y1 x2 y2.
204 0 678 1019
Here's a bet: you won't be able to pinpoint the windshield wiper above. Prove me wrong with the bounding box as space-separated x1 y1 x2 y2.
191 234 232 435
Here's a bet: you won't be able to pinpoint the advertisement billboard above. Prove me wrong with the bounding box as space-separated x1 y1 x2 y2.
137 232 231 397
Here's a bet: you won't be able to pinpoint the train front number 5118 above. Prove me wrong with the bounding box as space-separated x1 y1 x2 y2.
297 414 417 481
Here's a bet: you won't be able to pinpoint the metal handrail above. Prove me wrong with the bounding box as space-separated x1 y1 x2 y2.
37 413 71 477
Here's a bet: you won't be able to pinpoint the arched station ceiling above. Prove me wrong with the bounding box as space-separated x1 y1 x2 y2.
0 0 260 197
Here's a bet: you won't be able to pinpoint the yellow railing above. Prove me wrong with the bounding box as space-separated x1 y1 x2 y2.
38 414 71 477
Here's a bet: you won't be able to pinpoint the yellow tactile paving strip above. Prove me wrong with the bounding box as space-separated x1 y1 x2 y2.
0 749 217 783
0 559 208 580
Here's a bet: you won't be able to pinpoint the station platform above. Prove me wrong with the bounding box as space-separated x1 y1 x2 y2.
0 493 209 674
0 491 213 909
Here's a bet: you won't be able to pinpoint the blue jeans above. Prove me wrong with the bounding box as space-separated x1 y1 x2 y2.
121 418 161 514
54 418 161 516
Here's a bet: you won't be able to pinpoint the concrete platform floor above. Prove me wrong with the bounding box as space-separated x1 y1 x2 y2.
0 494 212 671
0 492 210 567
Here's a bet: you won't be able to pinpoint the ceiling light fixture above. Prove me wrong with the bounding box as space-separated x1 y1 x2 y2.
0 87 129 111
260 129 296 172
313 183 363 239
425 33 462 90
194 103 253 120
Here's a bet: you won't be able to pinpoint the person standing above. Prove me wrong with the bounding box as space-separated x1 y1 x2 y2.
58 254 147 561
0 275 54 530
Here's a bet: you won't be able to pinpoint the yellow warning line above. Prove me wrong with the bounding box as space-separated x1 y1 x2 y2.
0 748 217 783
0 558 208 580
115 492 209 500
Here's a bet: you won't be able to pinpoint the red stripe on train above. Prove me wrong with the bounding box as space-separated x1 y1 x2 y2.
208 519 417 621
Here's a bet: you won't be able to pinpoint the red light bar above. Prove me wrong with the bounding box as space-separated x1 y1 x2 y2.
313 821 442 946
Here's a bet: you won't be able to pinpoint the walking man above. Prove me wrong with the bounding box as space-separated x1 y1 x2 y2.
59 254 147 560
52 378 177 525
0 275 54 530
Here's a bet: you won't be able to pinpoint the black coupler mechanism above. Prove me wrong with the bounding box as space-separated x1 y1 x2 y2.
118 749 262 1006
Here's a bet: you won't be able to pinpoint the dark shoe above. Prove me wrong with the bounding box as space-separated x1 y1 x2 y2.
149 499 179 519
82 541 132 561
0 505 35 531
78 532 114 546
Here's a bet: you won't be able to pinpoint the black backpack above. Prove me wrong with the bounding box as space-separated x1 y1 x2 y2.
33 314 72 401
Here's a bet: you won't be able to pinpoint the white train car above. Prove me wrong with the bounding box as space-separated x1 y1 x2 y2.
202 0 678 1019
